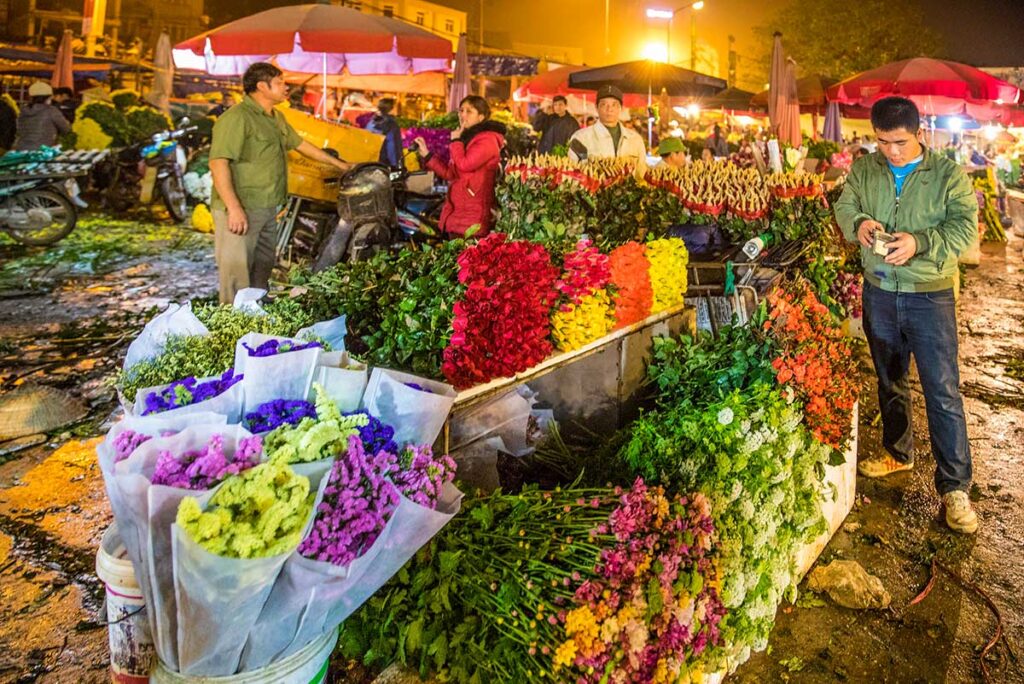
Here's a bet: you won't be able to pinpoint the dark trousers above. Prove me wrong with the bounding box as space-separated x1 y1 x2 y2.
862 282 972 494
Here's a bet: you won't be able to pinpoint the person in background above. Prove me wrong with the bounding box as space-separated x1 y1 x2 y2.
656 137 689 169
584 116 597 127
208 92 230 118
366 97 404 169
532 95 579 155
209 62 351 304
567 86 647 174
413 94 506 237
704 124 729 158
51 87 77 123
834 96 979 534
853 146 869 161
12 81 70 151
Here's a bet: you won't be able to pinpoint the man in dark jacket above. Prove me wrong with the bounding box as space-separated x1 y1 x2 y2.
12 82 70 150
366 97 404 169
532 95 579 154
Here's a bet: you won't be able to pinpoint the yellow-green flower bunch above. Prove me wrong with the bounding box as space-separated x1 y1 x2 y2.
645 237 690 313
176 460 312 558
263 385 369 464
550 289 616 352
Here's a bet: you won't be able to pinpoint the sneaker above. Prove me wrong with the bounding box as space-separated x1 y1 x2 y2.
943 491 979 534
858 454 914 478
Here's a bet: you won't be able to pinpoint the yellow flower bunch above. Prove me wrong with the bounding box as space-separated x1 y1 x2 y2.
191 203 214 233
551 289 615 352
1 93 18 117
646 237 690 312
71 116 113 150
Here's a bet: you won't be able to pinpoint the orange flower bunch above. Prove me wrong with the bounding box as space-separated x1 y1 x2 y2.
608 242 654 329
764 279 858 449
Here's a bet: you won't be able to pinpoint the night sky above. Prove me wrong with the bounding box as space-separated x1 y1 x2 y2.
206 0 1024 68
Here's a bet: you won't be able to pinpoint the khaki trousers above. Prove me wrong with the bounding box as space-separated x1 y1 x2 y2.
213 206 280 304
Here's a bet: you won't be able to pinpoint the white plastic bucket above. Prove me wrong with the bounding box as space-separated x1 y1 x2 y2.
150 629 337 684
96 523 157 684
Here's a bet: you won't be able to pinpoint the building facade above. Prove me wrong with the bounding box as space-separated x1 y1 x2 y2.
334 0 466 51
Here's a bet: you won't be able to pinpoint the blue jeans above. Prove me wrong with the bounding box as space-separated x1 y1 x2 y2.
862 282 972 495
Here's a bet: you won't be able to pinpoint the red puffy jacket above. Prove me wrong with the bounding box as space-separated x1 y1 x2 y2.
425 120 506 236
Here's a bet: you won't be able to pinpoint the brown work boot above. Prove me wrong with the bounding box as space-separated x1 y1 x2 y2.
857 454 913 478
942 491 979 534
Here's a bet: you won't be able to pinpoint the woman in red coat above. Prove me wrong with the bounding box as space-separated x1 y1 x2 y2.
413 95 506 237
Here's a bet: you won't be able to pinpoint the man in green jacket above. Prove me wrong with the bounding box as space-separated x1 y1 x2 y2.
210 62 350 304
834 96 979 534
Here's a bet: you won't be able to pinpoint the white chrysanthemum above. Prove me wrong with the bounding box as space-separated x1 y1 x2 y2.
718 407 735 425
739 419 752 435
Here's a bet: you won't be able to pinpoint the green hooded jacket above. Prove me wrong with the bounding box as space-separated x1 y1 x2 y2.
833 147 978 293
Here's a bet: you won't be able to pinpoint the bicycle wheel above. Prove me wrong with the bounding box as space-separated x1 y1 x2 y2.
4 188 77 246
160 173 189 223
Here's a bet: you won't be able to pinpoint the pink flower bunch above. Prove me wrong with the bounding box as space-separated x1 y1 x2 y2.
113 429 152 463
151 434 262 490
392 444 457 510
556 238 611 306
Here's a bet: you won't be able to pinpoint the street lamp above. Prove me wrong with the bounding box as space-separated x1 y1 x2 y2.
646 1 704 69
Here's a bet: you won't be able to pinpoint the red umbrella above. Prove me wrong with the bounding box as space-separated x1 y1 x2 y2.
173 4 451 76
50 30 74 90
827 57 1020 106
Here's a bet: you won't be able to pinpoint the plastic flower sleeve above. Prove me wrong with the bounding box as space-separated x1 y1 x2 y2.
170 461 331 676
296 314 347 351
232 288 268 316
234 333 322 415
314 351 367 413
240 482 463 670
129 371 245 422
361 368 456 446
113 424 258 671
122 302 208 372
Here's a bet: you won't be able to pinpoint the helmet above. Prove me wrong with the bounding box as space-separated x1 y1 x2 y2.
29 81 53 98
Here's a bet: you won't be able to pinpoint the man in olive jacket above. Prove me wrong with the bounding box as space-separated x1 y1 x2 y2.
834 96 979 534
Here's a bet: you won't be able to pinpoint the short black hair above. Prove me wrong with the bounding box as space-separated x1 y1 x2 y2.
377 97 395 115
53 87 73 98
30 95 49 105
552 95 567 104
459 95 490 118
242 62 283 95
870 96 920 133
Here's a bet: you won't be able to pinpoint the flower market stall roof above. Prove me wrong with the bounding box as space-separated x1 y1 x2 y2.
172 4 452 76
568 60 727 99
698 86 758 112
468 53 538 77
514 64 660 109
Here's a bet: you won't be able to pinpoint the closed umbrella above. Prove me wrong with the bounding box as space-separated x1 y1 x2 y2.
767 32 787 127
822 100 842 142
50 30 74 90
447 34 469 113
148 32 174 114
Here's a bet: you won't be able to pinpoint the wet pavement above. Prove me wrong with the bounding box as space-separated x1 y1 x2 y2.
0 215 1022 683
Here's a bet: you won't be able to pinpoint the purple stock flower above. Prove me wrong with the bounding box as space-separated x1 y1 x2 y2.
113 429 152 463
392 444 457 510
298 434 400 567
151 434 262 490
403 382 433 394
242 339 322 358
342 410 399 458
141 368 243 416
245 399 317 433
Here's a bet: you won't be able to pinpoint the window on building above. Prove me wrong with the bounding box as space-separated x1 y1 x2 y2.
415 11 425 25
445 19 454 33
383 5 394 17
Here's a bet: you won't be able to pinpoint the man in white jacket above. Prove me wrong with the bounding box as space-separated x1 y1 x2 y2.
567 85 648 174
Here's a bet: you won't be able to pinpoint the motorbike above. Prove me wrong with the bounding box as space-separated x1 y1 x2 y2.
97 120 199 222
0 148 108 246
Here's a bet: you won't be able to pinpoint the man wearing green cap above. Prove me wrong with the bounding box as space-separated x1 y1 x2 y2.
656 137 689 169
567 85 647 174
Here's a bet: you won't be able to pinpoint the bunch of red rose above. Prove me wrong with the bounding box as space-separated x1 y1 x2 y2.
607 242 654 329
763 278 859 449
442 234 561 389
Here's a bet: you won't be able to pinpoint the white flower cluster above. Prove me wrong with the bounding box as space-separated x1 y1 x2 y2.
183 171 212 204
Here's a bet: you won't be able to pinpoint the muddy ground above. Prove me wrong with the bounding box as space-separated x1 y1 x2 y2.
0 216 1021 684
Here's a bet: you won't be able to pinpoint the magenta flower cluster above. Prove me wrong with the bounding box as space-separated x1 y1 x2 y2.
113 429 153 463
151 434 262 490
392 444 456 509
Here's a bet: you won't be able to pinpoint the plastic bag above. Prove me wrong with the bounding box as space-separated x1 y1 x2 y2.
128 371 246 423
296 314 347 351
170 460 332 676
113 424 257 672
361 369 456 446
232 288 268 316
239 482 463 670
314 352 367 413
123 303 208 371
234 333 322 415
